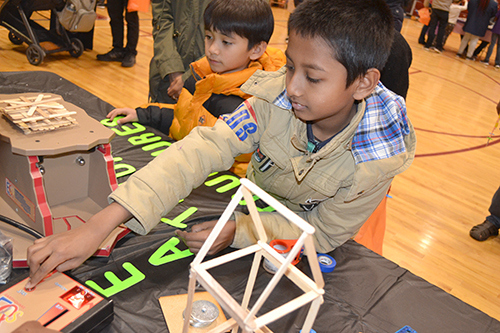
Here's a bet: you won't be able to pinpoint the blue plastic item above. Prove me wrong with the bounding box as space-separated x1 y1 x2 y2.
395 325 417 333
317 253 336 273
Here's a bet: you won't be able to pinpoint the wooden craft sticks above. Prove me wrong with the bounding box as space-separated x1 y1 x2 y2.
0 94 78 134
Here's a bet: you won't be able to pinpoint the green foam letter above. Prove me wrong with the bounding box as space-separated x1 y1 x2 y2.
85 262 145 297
161 207 198 228
204 175 240 193
148 237 193 266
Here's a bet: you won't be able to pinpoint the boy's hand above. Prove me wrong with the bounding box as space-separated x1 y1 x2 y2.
106 108 138 124
175 220 236 255
26 223 104 289
12 321 59 333
25 203 131 289
167 72 184 100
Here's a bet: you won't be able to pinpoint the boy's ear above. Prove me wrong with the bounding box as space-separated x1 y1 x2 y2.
352 68 381 100
249 41 268 61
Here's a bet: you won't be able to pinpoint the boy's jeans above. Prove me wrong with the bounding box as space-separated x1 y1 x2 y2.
483 33 500 65
486 186 500 228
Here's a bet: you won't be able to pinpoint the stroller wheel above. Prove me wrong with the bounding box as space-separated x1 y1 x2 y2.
8 32 23 45
69 38 84 58
26 44 45 66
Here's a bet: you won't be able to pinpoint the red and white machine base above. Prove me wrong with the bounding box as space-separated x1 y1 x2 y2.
0 93 128 268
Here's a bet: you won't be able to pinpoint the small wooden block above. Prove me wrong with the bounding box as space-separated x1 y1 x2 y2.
159 292 227 333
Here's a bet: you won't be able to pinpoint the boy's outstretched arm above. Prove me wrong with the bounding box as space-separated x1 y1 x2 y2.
106 108 138 124
25 202 132 289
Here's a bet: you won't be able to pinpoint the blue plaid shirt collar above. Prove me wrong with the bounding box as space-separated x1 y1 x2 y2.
351 82 410 164
273 83 409 164
273 89 292 110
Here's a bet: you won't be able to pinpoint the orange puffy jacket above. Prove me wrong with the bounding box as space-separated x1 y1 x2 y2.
171 47 285 176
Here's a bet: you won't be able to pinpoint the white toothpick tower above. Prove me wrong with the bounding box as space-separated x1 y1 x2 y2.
183 178 325 333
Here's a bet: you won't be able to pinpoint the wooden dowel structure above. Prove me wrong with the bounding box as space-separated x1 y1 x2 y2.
241 250 263 311
183 179 325 333
181 271 198 333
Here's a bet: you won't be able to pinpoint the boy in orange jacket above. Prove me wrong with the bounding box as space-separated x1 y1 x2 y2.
107 0 285 176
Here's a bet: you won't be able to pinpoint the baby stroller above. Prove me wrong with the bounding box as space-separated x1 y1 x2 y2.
0 0 96 65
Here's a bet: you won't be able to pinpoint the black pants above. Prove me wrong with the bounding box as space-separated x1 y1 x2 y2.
425 8 449 50
487 187 500 228
107 0 139 54
419 24 429 44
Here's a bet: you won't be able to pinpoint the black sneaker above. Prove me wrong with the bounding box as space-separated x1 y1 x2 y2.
430 47 442 54
470 220 499 241
121 53 136 67
97 48 124 62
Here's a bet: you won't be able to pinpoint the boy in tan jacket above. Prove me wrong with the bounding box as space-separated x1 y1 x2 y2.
25 0 416 290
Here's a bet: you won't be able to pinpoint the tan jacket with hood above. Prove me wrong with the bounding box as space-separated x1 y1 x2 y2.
110 67 416 253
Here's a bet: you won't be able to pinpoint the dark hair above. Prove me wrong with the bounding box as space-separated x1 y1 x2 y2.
204 0 274 50
288 0 394 87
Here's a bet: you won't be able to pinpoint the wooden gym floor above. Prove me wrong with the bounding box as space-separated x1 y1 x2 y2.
0 6 499 322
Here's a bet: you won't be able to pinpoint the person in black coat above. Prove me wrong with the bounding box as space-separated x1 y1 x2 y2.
380 30 413 99
457 0 498 59
384 0 410 31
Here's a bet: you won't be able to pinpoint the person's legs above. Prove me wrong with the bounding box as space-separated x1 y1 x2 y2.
124 8 139 54
442 23 455 47
97 0 126 61
107 0 125 50
470 187 500 241
483 34 498 63
122 2 139 67
457 32 472 55
466 35 480 58
474 40 489 58
487 187 500 228
434 10 449 51
494 34 500 66
424 10 440 49
419 24 429 44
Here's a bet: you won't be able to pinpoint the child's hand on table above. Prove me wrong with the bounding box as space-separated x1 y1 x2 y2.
175 220 236 255
106 108 138 124
26 202 132 289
